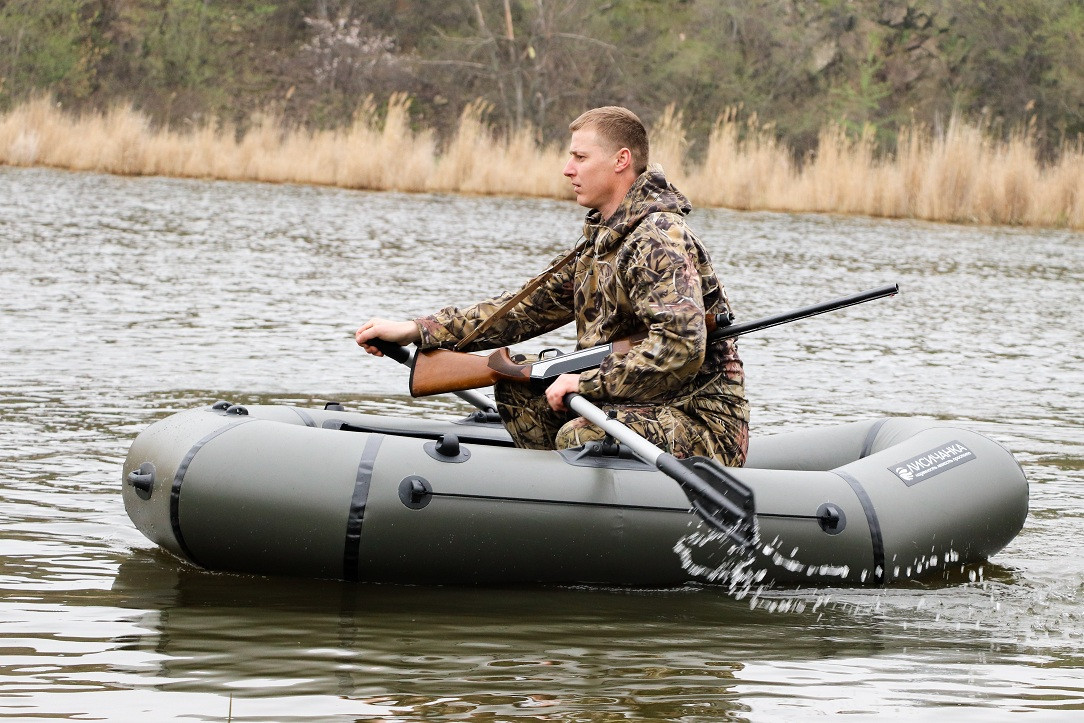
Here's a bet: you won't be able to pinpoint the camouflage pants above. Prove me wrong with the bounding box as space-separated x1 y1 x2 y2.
493 380 748 466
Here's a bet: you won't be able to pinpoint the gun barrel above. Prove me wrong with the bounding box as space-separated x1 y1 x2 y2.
710 283 899 340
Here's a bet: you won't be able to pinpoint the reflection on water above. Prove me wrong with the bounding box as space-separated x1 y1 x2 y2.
1 166 1082 719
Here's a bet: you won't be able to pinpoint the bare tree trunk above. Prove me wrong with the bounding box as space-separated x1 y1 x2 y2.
504 0 524 128
470 0 513 129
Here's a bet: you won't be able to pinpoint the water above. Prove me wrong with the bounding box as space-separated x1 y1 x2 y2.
1 166 1082 720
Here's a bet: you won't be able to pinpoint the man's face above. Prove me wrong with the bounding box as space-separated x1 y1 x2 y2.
563 127 621 214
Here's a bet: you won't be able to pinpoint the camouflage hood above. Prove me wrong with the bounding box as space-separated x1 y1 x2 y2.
583 164 692 252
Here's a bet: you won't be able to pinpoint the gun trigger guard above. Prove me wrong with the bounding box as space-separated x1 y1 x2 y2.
538 347 563 359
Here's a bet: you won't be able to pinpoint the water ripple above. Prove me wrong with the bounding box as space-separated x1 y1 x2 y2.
2 166 1082 719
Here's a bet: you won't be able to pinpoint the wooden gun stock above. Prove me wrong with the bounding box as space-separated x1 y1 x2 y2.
409 347 531 397
409 338 634 397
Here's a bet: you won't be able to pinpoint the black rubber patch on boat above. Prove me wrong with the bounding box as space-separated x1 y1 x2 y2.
889 440 975 486
289 407 317 427
859 418 891 459
171 419 254 568
343 434 383 581
832 470 885 585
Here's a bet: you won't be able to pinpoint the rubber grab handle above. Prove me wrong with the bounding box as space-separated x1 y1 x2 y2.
127 463 155 494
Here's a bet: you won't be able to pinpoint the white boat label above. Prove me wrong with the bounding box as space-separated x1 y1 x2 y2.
889 440 976 485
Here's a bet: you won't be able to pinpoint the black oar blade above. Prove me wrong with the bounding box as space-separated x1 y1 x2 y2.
658 454 757 549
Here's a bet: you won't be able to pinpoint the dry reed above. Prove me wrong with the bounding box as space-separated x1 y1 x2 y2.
2 95 1081 229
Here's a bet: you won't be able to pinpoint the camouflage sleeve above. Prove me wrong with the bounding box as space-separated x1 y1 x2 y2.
578 216 707 402
415 251 576 352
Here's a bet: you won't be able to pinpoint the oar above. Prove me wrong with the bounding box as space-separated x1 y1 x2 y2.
369 339 497 413
564 393 757 549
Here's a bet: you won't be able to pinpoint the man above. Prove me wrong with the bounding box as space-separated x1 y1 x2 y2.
356 106 748 465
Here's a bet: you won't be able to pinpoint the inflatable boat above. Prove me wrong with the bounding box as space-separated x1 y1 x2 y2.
121 400 1028 587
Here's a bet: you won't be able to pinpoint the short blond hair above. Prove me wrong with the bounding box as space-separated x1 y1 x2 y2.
569 106 649 174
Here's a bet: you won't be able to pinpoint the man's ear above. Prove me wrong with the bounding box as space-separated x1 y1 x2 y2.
614 147 632 173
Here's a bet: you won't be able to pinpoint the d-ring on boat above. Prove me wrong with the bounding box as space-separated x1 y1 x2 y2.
121 395 1028 587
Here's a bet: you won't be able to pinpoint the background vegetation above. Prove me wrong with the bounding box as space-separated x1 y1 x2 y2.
2 0 1083 159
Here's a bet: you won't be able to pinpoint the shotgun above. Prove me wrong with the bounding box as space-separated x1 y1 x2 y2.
402 283 899 397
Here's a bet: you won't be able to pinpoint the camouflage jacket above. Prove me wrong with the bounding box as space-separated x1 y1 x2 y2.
416 166 746 410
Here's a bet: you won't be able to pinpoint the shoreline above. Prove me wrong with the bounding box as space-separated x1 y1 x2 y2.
2 97 1082 230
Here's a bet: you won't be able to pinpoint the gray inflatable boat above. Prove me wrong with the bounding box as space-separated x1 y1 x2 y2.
121 402 1028 587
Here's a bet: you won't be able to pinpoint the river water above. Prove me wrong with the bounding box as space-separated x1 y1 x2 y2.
1 166 1082 720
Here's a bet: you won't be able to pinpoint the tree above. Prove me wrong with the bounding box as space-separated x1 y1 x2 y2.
422 0 618 139
0 0 101 108
953 0 1084 148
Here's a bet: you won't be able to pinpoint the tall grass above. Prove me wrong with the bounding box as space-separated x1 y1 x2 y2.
2 95 1081 229
672 110 1084 228
0 95 569 198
